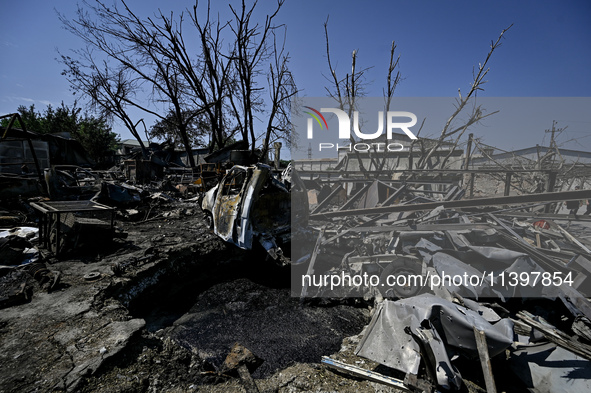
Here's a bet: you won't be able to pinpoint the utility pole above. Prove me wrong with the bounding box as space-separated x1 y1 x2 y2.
545 120 558 150
544 120 566 213
543 120 567 168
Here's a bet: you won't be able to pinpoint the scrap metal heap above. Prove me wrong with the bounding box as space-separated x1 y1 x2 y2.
298 177 591 392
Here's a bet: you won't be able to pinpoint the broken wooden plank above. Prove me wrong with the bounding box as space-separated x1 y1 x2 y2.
236 365 259 393
222 343 261 393
473 326 497 393
498 232 567 273
556 224 591 254
517 310 591 360
321 356 412 392
488 213 529 246
503 172 512 196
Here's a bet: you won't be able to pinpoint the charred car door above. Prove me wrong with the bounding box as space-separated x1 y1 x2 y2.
212 166 250 244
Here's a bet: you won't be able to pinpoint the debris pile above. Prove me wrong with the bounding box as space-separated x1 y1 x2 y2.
3 114 591 392
298 178 591 392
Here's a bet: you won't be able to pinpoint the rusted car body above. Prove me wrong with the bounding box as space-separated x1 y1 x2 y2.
201 164 291 260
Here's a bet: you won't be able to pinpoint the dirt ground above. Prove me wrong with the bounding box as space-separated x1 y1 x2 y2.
0 201 414 393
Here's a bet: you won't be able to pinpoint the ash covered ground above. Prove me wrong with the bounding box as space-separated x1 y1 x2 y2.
0 201 383 393
3 187 591 393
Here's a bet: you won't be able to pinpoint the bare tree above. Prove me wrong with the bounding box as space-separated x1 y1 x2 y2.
59 0 294 166
323 17 412 178
260 30 298 160
323 18 374 177
188 1 234 151
373 41 402 172
149 109 209 147
227 0 286 154
59 0 202 166
415 25 513 170
60 53 151 159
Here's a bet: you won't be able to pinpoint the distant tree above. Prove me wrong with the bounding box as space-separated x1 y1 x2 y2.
415 25 513 170
2 105 44 132
322 19 512 174
149 110 209 148
2 102 81 136
42 102 81 136
260 30 298 160
323 18 386 178
74 116 120 166
1 102 119 166
60 57 151 160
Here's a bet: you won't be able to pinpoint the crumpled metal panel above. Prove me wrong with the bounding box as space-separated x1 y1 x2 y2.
464 245 529 265
431 252 494 299
508 343 591 393
235 166 290 251
211 166 250 244
356 299 423 375
216 196 242 241
413 237 568 301
413 321 462 390
356 295 514 389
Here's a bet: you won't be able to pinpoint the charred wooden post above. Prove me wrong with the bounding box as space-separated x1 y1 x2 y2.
473 327 497 393
273 142 282 170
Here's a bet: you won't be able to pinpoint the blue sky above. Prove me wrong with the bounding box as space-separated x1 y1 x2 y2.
1 0 590 155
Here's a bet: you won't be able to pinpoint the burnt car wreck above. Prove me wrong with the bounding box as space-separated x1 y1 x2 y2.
201 163 294 262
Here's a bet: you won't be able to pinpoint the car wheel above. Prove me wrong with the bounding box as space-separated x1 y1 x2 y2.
204 212 214 230
379 258 424 299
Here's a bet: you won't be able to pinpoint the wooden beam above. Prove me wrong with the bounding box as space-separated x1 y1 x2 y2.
557 224 591 254
517 311 591 360
321 356 412 392
474 326 497 393
473 327 497 393
503 172 512 196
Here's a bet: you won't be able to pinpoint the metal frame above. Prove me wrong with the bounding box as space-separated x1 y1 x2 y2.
30 200 115 257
